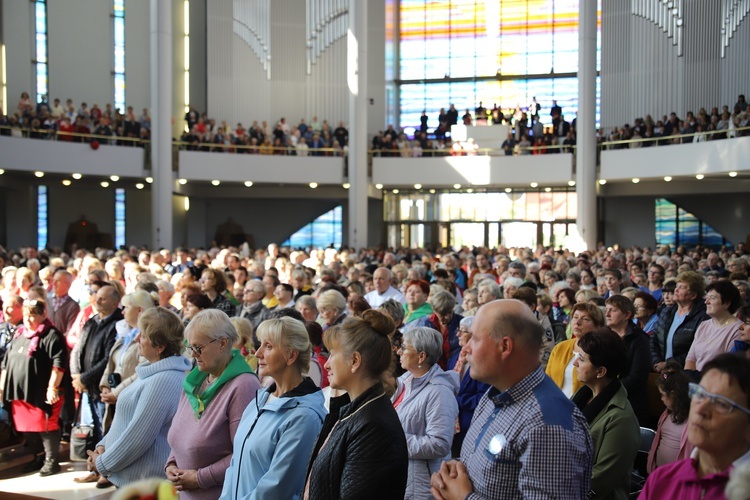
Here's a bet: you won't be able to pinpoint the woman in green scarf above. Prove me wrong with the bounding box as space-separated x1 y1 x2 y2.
165 309 261 499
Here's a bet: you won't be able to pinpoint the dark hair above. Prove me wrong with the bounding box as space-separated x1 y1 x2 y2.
605 294 635 319
278 283 294 295
271 306 305 322
577 327 628 379
263 274 280 289
662 280 677 294
406 279 430 295
305 320 324 348
202 267 228 293
738 305 750 323
633 291 658 315
701 353 750 410
603 268 622 281
186 293 212 310
324 309 395 380
557 288 576 306
348 295 372 317
656 360 691 424
705 280 742 314
512 287 537 308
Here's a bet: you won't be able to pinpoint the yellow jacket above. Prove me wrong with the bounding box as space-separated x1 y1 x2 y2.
545 338 582 395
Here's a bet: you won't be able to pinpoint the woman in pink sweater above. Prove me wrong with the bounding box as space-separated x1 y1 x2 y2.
166 310 260 499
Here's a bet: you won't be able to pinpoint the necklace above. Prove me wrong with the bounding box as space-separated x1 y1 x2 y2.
715 316 735 327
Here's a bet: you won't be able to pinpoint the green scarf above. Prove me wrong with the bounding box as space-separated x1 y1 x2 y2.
183 349 256 418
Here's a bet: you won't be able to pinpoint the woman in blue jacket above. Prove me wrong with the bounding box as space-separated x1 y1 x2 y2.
221 317 326 500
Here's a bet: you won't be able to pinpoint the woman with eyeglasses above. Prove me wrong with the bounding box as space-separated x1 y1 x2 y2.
684 281 743 372
220 317 326 499
86 307 191 487
166 310 260 499
0 299 67 476
571 328 640 500
640 353 750 498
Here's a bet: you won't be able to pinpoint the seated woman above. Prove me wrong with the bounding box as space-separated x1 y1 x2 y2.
415 290 463 370
220 317 326 499
304 310 408 498
647 361 693 473
200 268 236 317
546 302 605 398
392 327 459 499
604 295 651 425
553 288 576 326
685 281 742 372
572 328 640 499
88 308 192 487
730 305 750 357
633 291 659 335
402 280 433 330
166 310 261 499
640 354 750 498
317 290 348 331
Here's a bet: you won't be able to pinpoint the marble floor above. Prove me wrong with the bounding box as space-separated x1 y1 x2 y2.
0 441 113 500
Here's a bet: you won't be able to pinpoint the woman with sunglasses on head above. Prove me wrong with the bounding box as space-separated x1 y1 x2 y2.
0 299 67 476
166 309 260 499
640 353 750 498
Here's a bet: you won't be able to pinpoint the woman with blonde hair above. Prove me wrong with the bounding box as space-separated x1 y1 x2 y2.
317 289 347 330
221 317 326 499
228 316 258 372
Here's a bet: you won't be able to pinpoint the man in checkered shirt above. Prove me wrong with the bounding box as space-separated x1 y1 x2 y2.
431 299 593 499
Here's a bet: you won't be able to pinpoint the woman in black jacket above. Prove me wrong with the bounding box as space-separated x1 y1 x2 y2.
304 310 408 500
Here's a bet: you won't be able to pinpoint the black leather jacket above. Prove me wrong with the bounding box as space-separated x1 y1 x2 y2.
305 383 408 500
651 300 708 367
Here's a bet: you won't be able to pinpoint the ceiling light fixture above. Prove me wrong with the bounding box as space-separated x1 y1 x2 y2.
135 183 144 190
110 175 120 182
211 180 220 186
599 179 607 185
695 174 704 180
632 178 640 184
664 176 672 182
309 182 318 189
245 181 254 187
72 173 82 179
34 171 44 178
178 178 188 185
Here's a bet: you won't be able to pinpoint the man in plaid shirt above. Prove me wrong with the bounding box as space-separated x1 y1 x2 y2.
431 300 593 499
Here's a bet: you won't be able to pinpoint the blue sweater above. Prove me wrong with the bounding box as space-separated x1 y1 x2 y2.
96 355 192 487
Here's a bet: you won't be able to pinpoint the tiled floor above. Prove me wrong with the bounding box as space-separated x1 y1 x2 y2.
0 442 114 500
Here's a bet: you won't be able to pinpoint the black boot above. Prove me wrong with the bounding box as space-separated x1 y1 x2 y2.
22 454 45 473
39 431 61 476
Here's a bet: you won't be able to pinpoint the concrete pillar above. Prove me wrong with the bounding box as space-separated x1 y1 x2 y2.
576 0 597 250
151 0 173 249
347 0 368 250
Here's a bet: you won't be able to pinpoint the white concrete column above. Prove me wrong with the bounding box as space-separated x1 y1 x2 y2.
576 0 598 251
348 0 368 250
151 0 173 249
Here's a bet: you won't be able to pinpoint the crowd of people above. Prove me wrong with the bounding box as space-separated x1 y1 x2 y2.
5 92 747 160
0 240 749 498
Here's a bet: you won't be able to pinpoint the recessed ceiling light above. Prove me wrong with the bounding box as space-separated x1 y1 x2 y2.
62 180 71 186
0 169 5 175
145 177 154 183
466 188 474 193
695 174 704 180
728 171 738 177
244 181 254 187
632 178 640 184
530 182 538 188
34 171 44 178
544 187 552 192
568 180 576 186
429 189 436 194
309 182 318 189
110 175 120 182
72 173 82 179
100 181 110 188
211 180 221 186
178 178 188 185
414 183 422 190
504 187 512 193
342 183 350 189
135 183 145 190
453 184 461 189
375 183 383 190
392 188 399 194
599 179 607 185
664 176 672 182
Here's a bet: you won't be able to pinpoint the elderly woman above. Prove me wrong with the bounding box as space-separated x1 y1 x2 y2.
155 280 178 314
546 302 605 397
88 308 191 487
458 287 478 315
290 268 313 302
604 295 651 425
502 276 523 299
166 310 260 499
640 354 750 498
317 289 347 330
415 290 463 370
730 305 750 357
684 280 742 372
182 293 212 327
452 316 490 457
572 328 640 499
633 291 659 334
304 310 409 498
476 280 502 310
295 295 318 323
402 280 433 331
392 327 459 499
0 299 67 476
651 271 709 372
379 298 407 377
220 317 326 499
200 268 236 317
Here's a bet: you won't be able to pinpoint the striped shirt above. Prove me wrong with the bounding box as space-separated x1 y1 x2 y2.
461 366 593 499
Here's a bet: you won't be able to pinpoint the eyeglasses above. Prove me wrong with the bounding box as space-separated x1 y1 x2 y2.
186 338 219 356
688 383 750 415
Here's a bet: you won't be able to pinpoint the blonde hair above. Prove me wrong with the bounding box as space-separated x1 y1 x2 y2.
229 316 254 349
256 317 311 373
122 290 158 311
138 307 185 358
317 289 347 315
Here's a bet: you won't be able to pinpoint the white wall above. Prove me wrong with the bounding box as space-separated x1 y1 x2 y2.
3 1 34 105
601 0 750 130
125 0 151 113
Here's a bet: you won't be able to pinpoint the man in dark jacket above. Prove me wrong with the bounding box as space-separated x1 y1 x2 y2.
70 284 123 441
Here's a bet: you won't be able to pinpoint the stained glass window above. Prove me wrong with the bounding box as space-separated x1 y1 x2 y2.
35 1 48 101
115 188 126 248
283 206 342 249
114 0 126 112
654 198 730 249
37 185 48 249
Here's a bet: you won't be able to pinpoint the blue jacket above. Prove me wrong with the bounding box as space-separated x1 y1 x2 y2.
454 368 490 453
220 378 326 500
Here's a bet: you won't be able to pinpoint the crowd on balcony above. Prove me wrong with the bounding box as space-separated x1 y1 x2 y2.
0 238 749 497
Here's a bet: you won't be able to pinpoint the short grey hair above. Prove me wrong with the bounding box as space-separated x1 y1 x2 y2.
378 299 405 326
508 261 526 278
246 279 266 294
403 327 443 367
429 289 456 315
296 294 317 311
503 277 524 290
459 316 474 330
478 280 502 299
155 279 174 294
317 289 347 314
185 309 239 346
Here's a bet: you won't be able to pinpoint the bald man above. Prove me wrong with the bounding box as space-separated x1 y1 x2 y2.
364 267 405 307
431 300 593 500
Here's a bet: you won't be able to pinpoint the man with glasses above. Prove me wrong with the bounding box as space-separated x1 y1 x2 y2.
640 353 750 498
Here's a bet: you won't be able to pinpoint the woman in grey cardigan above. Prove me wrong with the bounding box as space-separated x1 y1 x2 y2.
87 307 191 488
392 327 459 500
